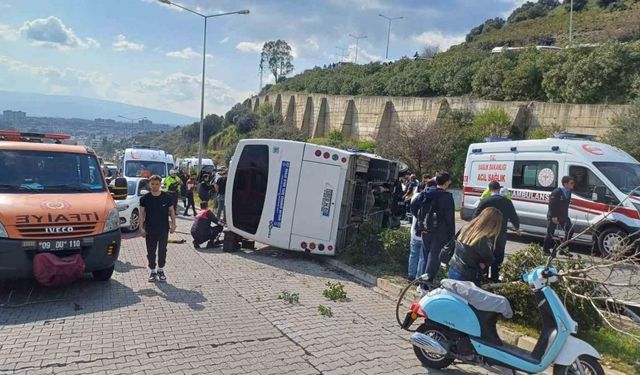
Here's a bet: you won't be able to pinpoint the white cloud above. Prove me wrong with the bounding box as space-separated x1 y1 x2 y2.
329 0 388 10
219 37 229 44
167 47 198 59
235 41 264 53
413 31 465 51
112 34 145 52
346 45 382 63
129 72 245 115
19 16 98 50
166 47 212 60
304 37 320 52
0 55 112 97
0 54 244 116
0 23 18 41
86 37 101 48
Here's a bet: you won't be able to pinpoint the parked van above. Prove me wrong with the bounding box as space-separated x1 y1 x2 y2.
0 131 123 280
166 154 175 173
461 133 640 255
179 157 215 174
123 146 167 178
225 139 400 256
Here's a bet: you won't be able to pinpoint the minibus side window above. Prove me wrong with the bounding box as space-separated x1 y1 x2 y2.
569 166 606 200
512 161 558 191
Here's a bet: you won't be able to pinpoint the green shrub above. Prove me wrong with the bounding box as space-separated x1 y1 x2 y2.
527 122 566 139
380 227 411 265
342 221 384 266
472 53 517 100
605 99 640 160
322 281 348 301
472 108 513 138
497 244 603 331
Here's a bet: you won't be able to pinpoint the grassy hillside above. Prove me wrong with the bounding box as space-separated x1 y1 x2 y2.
468 1 640 49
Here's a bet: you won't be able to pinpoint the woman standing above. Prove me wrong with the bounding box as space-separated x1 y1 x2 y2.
447 207 503 286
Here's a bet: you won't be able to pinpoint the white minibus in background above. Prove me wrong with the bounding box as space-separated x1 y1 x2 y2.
166 154 175 173
122 146 168 178
179 157 216 174
225 139 400 256
461 133 640 256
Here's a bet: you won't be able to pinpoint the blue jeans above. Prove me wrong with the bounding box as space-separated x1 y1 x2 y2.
422 232 447 282
407 238 425 280
216 194 225 221
448 268 481 287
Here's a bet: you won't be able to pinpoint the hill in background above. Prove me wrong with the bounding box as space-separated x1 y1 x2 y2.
267 0 640 105
0 90 197 125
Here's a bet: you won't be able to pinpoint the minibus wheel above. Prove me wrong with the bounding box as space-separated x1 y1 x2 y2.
597 227 629 257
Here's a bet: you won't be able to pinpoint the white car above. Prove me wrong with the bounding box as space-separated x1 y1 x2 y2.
116 177 149 232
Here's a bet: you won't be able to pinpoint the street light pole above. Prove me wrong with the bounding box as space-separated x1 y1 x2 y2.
157 0 249 174
569 0 574 44
378 14 403 60
118 115 146 140
348 34 367 64
335 46 347 63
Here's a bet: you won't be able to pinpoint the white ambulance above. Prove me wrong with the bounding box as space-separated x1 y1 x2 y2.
122 147 168 178
461 133 640 255
225 139 400 256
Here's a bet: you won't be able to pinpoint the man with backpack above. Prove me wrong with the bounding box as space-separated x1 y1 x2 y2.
411 172 456 289
473 180 521 282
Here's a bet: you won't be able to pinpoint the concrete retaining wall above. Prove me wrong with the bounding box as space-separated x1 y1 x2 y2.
246 92 631 140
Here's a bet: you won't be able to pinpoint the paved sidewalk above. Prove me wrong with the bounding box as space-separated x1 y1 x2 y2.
0 216 505 375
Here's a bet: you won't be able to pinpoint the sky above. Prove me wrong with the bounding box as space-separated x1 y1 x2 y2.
0 0 528 118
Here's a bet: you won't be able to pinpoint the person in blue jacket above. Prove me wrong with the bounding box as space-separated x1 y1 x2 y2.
411 172 456 289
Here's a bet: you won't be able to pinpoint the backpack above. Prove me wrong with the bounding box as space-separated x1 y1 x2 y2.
414 195 437 237
439 229 462 265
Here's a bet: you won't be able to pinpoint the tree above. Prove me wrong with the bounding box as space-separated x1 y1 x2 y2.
420 45 440 59
260 40 294 83
565 0 588 11
472 108 514 138
605 100 640 161
224 103 250 124
472 52 517 100
236 112 258 133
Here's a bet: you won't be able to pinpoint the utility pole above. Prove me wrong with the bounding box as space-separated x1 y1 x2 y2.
335 46 348 63
569 0 574 44
348 34 367 64
378 14 403 60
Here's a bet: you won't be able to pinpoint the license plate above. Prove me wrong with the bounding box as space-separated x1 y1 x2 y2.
321 188 333 217
38 239 82 251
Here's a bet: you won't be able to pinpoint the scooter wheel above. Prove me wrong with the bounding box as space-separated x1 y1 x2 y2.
553 355 604 375
413 322 454 369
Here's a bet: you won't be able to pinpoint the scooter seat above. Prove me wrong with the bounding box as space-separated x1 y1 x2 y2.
441 279 513 319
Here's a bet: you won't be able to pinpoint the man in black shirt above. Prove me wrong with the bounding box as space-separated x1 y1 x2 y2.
543 176 575 254
140 175 176 283
198 174 212 206
473 180 521 281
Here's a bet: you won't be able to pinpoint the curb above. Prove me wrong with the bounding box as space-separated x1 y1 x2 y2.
320 257 626 375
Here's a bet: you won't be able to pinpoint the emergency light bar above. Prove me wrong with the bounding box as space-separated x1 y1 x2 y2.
0 130 72 143
553 132 596 141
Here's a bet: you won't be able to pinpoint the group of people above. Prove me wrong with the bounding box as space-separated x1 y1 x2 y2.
137 166 229 283
408 172 576 289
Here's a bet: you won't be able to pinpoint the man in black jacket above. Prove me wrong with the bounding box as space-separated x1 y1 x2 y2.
543 176 575 254
473 180 521 281
411 172 456 286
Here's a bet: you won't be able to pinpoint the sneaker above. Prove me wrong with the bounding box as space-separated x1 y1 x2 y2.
148 271 157 282
193 241 200 249
157 269 167 283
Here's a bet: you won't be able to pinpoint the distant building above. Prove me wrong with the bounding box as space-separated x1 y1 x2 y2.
95 118 116 124
3 110 27 123
138 119 152 125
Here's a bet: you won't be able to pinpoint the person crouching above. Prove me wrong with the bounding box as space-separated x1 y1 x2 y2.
190 202 222 249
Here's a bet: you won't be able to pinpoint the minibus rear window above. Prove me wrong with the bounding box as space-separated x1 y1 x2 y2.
232 145 269 235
